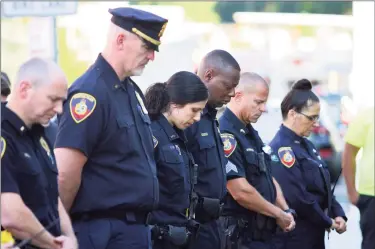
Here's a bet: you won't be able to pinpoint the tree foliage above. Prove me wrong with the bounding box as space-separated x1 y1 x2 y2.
214 1 353 23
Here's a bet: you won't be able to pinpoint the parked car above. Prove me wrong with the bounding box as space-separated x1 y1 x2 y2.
307 95 345 183
319 93 349 139
308 121 342 183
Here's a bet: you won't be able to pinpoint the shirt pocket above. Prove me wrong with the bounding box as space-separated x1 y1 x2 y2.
197 136 216 169
244 151 260 172
301 157 325 192
117 114 135 129
15 153 49 206
116 114 136 153
244 151 261 184
159 145 186 194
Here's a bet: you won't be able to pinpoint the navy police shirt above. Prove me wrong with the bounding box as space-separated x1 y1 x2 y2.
185 106 227 200
55 54 158 214
149 115 192 226
1 104 61 236
270 125 347 228
219 108 276 218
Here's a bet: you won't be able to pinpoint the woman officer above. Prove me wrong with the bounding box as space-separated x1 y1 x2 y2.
269 79 347 249
144 71 208 249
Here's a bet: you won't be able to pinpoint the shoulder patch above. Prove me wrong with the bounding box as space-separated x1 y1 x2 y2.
152 136 158 149
278 147 296 168
69 93 97 123
221 133 237 158
1 137 6 159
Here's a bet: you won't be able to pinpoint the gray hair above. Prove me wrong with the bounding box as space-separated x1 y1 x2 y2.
14 57 66 88
236 72 269 93
105 22 137 47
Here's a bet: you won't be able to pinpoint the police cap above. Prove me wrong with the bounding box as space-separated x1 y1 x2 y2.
109 7 168 52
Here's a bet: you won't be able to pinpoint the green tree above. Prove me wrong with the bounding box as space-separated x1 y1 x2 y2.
214 1 246 23
214 1 352 23
57 27 89 86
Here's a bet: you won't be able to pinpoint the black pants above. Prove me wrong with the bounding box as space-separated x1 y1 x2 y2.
357 195 375 249
153 239 188 249
189 219 224 249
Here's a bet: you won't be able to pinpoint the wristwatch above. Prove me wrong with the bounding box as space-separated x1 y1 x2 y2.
284 208 297 219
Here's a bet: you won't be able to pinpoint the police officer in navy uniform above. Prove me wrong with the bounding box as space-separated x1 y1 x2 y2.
144 71 208 249
269 79 347 249
1 58 77 249
185 50 241 249
54 8 168 249
219 73 295 249
1 71 57 146
1 71 11 103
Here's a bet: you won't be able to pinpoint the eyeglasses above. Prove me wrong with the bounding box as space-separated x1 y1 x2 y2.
297 111 320 122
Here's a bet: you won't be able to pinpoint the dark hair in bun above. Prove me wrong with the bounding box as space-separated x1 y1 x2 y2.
145 71 209 121
280 78 319 120
292 78 312 91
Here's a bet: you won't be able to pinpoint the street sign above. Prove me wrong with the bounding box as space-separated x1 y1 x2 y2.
1 1 78 63
2 1 78 17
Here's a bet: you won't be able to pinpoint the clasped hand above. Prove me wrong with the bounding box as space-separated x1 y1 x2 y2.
276 210 296 232
326 217 347 234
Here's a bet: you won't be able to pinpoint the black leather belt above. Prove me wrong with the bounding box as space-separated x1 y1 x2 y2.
71 209 150 224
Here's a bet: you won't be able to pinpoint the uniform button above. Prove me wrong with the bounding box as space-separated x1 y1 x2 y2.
20 126 25 132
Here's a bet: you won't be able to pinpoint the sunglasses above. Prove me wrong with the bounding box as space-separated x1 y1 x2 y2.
296 111 320 122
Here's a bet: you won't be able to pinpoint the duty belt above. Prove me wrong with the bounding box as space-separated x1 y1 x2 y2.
70 209 150 224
